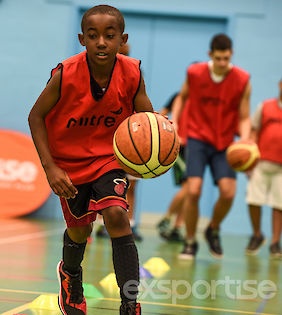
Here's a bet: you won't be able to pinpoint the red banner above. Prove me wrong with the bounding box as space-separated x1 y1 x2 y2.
0 129 51 218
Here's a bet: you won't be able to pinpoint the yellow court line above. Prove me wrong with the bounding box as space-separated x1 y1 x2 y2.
98 297 276 315
0 290 276 315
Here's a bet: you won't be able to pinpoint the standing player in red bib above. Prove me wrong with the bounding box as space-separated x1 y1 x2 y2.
245 78 282 258
172 33 251 259
28 5 153 315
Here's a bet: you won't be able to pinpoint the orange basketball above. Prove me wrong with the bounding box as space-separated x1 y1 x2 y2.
226 140 260 172
113 112 180 179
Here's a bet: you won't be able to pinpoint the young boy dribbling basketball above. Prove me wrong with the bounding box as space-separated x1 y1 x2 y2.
28 5 153 315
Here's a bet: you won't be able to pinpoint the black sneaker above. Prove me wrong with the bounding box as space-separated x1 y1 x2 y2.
205 226 223 258
57 261 86 315
245 234 265 255
120 301 141 315
96 225 109 238
269 242 281 258
166 228 184 242
178 241 198 260
157 218 170 239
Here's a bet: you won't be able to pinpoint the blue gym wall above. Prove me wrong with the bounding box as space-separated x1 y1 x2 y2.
1 0 281 236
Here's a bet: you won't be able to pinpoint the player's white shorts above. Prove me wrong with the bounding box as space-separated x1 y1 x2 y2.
246 160 282 210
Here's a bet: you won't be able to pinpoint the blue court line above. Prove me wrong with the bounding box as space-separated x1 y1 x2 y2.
255 291 274 315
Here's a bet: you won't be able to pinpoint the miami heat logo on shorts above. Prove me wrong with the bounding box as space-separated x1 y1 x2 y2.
113 178 127 196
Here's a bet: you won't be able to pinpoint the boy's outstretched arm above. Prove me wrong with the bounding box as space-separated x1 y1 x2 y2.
28 70 78 199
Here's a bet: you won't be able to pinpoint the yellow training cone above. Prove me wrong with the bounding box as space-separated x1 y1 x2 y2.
99 272 119 294
143 257 170 277
29 294 60 311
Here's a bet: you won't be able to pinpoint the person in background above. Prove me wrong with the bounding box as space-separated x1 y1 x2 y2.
157 92 187 242
28 5 154 315
172 33 251 259
95 42 143 242
245 77 282 258
157 61 199 242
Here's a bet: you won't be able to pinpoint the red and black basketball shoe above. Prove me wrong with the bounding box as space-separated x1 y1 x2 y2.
57 260 87 315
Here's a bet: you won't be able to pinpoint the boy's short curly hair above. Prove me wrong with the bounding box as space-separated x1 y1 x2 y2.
81 5 125 33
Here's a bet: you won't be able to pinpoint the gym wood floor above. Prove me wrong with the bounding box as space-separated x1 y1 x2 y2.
0 218 281 315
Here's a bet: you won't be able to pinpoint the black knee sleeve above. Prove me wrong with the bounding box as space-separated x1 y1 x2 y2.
112 234 139 303
63 230 87 274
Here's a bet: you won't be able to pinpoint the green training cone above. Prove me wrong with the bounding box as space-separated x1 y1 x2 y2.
83 282 104 298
